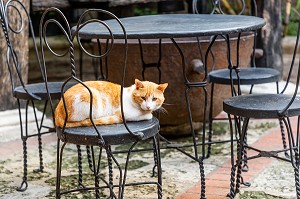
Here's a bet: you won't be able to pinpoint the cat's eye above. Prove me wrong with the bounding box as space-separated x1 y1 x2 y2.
141 97 146 101
153 97 157 101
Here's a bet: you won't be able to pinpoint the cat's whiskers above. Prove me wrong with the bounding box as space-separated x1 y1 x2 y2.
162 102 173 106
155 106 168 114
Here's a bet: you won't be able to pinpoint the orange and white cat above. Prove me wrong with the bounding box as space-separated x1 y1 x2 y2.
55 79 168 128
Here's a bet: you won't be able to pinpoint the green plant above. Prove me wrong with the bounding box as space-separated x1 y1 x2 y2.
218 0 252 15
133 4 157 16
285 0 300 36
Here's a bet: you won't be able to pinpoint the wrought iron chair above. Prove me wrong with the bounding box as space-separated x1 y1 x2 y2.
193 0 283 160
40 7 162 198
224 17 300 199
0 0 76 191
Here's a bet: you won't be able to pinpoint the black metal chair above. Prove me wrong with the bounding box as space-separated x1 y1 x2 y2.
0 0 76 191
223 13 300 199
193 0 282 160
40 7 162 198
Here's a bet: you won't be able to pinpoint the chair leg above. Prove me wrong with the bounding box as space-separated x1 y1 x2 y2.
17 137 28 192
236 118 251 186
17 100 29 192
56 139 65 199
86 146 116 197
275 81 289 158
228 115 250 198
228 115 236 199
76 145 84 188
153 135 162 199
107 148 114 196
293 157 300 198
198 157 206 199
234 116 246 173
283 117 300 198
86 145 94 171
90 146 100 199
235 117 249 194
240 130 251 187
106 147 122 199
152 142 158 177
120 142 138 198
31 100 44 173
17 99 52 191
242 129 249 172
278 118 289 158
207 82 215 159
292 118 300 198
36 133 44 172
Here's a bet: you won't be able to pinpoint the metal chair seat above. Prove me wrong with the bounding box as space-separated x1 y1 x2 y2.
223 94 300 118
208 67 280 85
56 117 160 145
14 82 76 100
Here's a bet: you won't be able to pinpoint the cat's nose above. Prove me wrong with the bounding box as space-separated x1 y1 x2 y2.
146 106 150 110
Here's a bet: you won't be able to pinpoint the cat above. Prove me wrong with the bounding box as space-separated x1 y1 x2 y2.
55 79 168 128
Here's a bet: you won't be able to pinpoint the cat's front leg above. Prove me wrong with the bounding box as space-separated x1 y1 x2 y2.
126 113 153 121
140 113 153 120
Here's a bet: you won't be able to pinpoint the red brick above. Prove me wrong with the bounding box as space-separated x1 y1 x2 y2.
206 179 231 188
176 192 201 199
206 186 229 196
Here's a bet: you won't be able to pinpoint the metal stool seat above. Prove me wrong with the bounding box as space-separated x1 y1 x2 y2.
57 118 159 145
208 67 280 85
14 82 76 100
224 94 300 119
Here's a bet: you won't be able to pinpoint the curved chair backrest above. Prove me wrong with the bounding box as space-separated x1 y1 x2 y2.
192 0 256 16
192 0 258 70
39 8 144 145
277 21 300 115
0 0 43 100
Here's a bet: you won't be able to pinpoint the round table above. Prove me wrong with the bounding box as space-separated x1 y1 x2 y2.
76 14 265 39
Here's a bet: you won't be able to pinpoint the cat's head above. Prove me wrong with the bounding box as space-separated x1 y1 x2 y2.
132 79 168 112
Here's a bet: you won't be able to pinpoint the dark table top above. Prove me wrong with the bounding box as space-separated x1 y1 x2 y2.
75 14 265 39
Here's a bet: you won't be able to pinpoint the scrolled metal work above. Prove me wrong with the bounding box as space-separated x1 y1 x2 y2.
40 7 162 198
193 0 247 15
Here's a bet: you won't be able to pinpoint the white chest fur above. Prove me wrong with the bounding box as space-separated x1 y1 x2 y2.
122 87 153 121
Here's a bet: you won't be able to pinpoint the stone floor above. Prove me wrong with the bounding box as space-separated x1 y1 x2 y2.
0 108 298 199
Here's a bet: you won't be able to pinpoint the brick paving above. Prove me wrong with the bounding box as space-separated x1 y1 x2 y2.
177 116 298 199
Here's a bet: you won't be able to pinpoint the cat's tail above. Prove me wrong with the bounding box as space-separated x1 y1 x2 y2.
62 115 123 128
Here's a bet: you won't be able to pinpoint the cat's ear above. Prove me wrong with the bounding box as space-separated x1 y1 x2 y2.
135 79 144 90
157 83 168 93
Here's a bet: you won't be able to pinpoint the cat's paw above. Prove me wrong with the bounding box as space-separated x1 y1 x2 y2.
139 113 153 121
